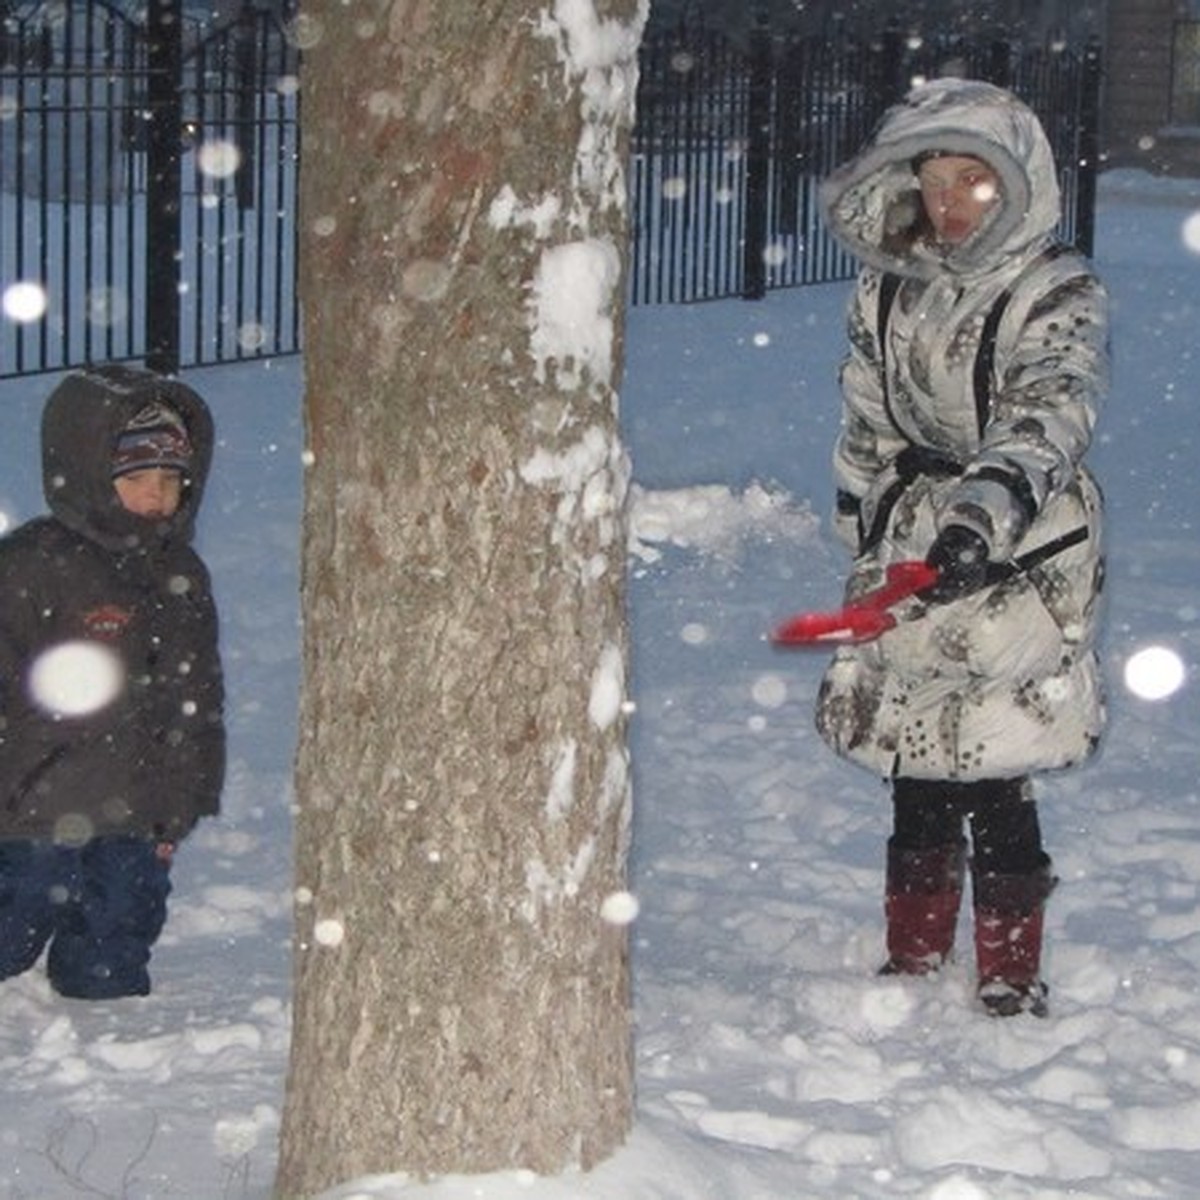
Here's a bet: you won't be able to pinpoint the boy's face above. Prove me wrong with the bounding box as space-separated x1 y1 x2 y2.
114 467 184 519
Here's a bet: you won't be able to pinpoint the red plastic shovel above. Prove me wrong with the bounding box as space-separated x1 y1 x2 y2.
771 560 940 646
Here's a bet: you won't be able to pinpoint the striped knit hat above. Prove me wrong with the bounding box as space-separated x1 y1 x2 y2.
111 401 193 479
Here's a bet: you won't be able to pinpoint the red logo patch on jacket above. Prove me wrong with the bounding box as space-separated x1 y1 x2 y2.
83 604 133 641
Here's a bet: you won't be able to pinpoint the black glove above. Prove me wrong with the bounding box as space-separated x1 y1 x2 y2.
923 525 990 602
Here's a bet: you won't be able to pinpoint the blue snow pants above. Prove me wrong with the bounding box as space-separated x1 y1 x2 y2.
0 836 172 999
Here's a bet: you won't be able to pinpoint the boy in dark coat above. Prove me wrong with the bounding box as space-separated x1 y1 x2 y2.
0 364 224 999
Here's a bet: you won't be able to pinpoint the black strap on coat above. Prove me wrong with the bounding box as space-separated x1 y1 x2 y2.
970 243 1069 437
858 243 1077 557
876 242 1070 440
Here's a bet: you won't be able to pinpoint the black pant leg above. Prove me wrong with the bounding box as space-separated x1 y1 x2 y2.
965 777 1046 875
891 777 968 849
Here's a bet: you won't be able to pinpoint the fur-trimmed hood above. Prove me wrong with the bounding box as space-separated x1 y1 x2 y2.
820 78 1062 280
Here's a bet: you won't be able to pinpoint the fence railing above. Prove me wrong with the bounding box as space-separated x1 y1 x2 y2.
1 0 299 379
1 8 1101 378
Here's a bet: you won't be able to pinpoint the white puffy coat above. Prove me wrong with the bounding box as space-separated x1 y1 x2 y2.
814 79 1109 781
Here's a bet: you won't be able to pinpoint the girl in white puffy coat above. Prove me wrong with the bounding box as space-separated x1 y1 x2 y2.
815 78 1109 1016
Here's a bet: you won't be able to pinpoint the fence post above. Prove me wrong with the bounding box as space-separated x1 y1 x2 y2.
1075 38 1101 259
775 37 802 238
742 9 771 300
987 39 1012 89
145 0 182 374
880 26 908 105
234 0 258 211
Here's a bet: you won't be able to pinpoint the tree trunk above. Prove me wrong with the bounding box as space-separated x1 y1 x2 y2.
275 2 645 1196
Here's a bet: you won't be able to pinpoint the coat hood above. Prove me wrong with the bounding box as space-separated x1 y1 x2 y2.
42 364 215 552
819 78 1062 279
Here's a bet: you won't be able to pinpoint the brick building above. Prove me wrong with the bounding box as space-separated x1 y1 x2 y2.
1105 0 1200 172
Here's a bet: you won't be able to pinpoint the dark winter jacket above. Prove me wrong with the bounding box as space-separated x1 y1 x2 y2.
814 80 1108 781
0 365 224 842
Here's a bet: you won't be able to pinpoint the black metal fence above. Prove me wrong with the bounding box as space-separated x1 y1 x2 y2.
630 24 1102 304
1 8 1101 379
1 0 299 379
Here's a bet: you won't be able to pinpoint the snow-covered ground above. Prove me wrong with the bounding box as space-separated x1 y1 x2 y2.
1 168 1199 1199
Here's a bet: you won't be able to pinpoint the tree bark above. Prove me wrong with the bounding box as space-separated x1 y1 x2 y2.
275 2 645 1196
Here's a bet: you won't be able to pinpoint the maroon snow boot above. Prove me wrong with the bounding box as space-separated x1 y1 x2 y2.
973 858 1057 1017
879 839 967 976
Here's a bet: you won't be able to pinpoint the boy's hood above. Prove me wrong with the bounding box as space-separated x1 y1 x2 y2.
819 77 1062 279
42 364 214 552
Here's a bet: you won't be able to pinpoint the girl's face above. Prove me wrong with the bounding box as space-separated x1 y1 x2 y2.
114 467 184 519
917 154 1001 244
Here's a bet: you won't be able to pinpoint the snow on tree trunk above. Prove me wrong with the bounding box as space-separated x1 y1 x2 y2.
275 2 646 1195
